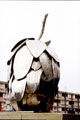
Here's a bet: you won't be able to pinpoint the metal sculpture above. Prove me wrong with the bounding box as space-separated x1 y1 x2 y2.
7 14 60 112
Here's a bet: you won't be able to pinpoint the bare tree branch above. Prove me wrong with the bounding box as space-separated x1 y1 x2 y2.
38 14 48 40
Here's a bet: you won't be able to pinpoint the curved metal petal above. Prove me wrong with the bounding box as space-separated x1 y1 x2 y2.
11 78 27 101
31 61 41 71
9 75 16 101
39 52 53 81
7 42 26 65
11 38 35 52
7 60 13 81
26 69 43 93
46 47 59 63
52 59 60 80
9 75 14 94
11 38 27 52
13 46 33 79
26 40 47 58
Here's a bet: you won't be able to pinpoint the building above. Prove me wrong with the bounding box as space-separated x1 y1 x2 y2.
0 81 80 114
53 91 80 114
0 81 12 111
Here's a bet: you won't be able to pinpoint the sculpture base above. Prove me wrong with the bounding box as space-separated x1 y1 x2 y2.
0 112 80 120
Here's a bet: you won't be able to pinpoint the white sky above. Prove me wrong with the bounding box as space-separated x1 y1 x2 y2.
0 1 80 94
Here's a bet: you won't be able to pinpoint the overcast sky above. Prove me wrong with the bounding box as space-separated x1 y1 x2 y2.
0 1 80 94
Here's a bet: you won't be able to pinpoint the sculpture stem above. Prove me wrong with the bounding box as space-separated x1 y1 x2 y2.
38 14 48 40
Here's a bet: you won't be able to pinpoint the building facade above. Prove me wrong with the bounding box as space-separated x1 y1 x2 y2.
0 81 12 111
53 91 80 114
0 81 80 114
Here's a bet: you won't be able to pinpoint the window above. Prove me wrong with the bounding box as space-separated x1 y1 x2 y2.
58 107 62 111
69 101 74 105
58 93 62 97
54 102 57 106
0 93 3 97
61 100 65 104
74 102 78 106
68 94 71 98
3 93 8 98
75 108 79 112
73 95 75 99
62 93 67 97
75 95 79 99
62 108 65 111
66 101 69 105
54 99 60 103
53 106 57 111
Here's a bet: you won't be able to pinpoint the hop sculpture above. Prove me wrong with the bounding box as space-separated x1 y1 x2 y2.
7 14 60 112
